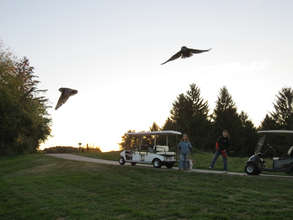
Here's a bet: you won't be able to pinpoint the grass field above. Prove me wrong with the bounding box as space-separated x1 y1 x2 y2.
1 154 293 220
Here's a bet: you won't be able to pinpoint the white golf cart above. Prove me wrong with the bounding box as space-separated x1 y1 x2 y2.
119 130 181 168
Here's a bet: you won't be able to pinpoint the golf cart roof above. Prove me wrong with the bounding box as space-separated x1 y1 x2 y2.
126 130 182 136
258 130 293 134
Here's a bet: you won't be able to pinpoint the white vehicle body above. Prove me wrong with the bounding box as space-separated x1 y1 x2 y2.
119 130 181 168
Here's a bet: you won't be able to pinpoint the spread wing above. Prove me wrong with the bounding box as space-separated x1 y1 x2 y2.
161 50 182 65
55 92 71 110
190 48 212 54
55 88 78 110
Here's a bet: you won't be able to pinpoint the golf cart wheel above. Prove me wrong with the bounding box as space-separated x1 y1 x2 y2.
166 163 174 169
119 157 125 165
152 159 162 168
131 162 136 166
245 163 259 175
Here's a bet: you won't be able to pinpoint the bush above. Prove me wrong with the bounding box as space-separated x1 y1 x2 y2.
43 146 102 153
43 146 79 153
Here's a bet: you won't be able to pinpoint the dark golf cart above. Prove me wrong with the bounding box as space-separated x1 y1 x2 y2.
245 130 293 175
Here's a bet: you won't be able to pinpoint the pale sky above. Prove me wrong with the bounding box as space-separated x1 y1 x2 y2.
1 0 293 151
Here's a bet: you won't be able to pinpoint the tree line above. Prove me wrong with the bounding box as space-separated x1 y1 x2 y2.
43 145 101 154
0 46 51 155
120 84 293 156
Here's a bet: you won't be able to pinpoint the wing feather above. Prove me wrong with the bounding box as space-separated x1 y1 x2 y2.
55 92 70 110
161 50 182 65
190 48 211 54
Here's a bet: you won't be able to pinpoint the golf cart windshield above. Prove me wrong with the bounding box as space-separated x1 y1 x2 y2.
255 135 266 153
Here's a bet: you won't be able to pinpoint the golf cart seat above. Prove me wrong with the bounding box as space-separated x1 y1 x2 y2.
288 146 293 157
155 145 176 155
272 146 293 168
156 145 169 152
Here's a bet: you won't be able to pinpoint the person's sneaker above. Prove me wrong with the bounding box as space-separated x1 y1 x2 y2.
209 166 213 169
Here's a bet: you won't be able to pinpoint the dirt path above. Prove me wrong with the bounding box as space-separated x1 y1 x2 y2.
47 153 293 178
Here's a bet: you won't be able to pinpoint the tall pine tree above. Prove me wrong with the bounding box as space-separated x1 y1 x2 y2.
260 114 278 130
170 93 193 133
162 117 176 131
212 86 241 145
239 111 257 155
260 88 293 130
212 87 256 155
170 83 210 150
271 88 293 130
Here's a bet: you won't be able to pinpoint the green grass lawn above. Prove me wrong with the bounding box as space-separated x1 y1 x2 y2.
1 154 293 220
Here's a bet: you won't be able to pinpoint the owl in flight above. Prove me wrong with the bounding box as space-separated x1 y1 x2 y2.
55 87 78 110
161 46 211 65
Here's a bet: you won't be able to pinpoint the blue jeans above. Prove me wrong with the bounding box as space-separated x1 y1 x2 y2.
210 151 227 171
179 153 188 170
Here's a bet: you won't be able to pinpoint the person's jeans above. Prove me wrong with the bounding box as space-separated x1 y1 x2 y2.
210 150 227 171
179 153 188 170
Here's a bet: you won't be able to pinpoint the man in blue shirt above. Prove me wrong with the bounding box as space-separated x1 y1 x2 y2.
178 134 192 170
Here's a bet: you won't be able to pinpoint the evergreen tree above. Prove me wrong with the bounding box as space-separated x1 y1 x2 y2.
239 111 257 155
186 84 211 150
260 88 293 130
162 117 176 131
150 122 160 131
271 88 293 130
212 87 242 151
212 87 256 155
119 130 137 150
170 83 210 150
212 86 238 129
260 114 278 130
186 84 209 117
170 93 193 133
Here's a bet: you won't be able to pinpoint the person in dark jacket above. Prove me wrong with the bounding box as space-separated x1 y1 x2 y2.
209 130 230 171
178 134 192 170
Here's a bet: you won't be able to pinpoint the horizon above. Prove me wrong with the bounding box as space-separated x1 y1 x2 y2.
1 0 293 152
